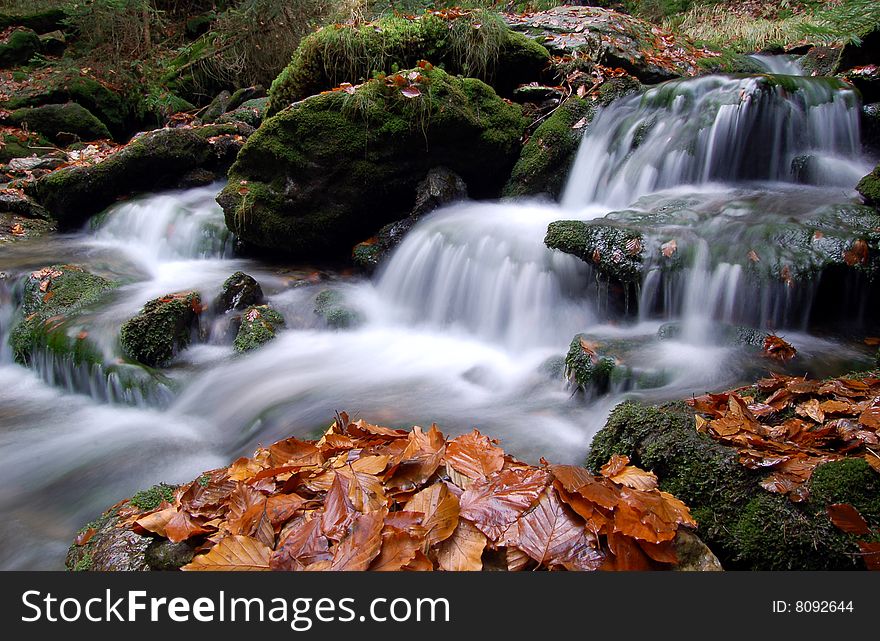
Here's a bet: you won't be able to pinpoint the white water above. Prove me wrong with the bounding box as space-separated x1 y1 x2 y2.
0 64 876 568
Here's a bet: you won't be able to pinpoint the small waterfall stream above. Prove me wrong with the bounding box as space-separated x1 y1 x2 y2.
0 65 877 568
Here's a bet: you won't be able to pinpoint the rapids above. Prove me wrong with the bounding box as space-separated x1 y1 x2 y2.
0 65 877 568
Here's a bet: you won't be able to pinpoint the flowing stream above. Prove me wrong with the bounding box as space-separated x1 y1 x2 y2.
0 66 877 568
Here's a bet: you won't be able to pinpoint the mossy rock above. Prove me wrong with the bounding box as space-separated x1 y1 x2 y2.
857 163 880 206
8 264 116 366
657 322 770 347
809 458 880 524
314 289 362 330
0 28 40 68
0 129 52 164
215 271 264 313
119 291 202 367
267 11 549 115
30 123 248 228
545 220 643 283
564 333 616 394
0 9 66 34
8 103 111 144
220 66 526 258
505 77 641 198
233 305 285 353
587 401 864 569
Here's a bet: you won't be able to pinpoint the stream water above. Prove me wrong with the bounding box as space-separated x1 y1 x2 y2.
0 66 877 568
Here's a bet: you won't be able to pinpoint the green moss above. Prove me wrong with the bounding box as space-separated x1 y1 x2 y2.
545 220 643 283
9 103 111 144
119 292 201 367
197 474 211 487
267 11 549 115
564 333 616 394
73 552 92 572
313 289 362 330
0 28 40 68
129 483 176 511
0 8 66 34
809 458 880 525
857 163 880 206
233 305 285 353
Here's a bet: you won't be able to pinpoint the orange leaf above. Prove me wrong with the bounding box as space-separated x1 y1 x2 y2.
445 429 504 481
182 535 270 571
826 504 871 536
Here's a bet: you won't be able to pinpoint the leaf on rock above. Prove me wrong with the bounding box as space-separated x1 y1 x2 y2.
329 509 387 571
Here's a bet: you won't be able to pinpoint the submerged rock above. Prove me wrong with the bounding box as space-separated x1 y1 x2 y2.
220 66 526 258
120 291 202 367
31 123 249 228
352 167 468 272
8 264 116 366
565 333 669 396
6 102 111 144
215 271 264 313
314 289 362 330
587 400 868 569
267 11 549 114
233 305 285 353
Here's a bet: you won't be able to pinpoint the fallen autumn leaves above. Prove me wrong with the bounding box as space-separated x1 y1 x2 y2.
116 413 697 571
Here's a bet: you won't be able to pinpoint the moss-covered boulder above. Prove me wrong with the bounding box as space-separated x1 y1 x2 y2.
564 334 617 395
215 271 264 313
8 264 116 366
0 28 40 68
220 66 526 258
0 127 52 164
233 305 285 353
267 11 549 115
217 97 268 128
30 123 249 228
7 103 111 144
546 220 644 284
353 166 467 273
120 291 202 367
0 9 66 34
857 163 880 206
586 401 868 569
314 289 361 329
505 76 641 198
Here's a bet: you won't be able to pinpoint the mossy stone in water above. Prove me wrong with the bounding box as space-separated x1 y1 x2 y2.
809 458 880 525
233 305 285 353
215 271 264 313
564 333 616 394
857 163 880 206
120 291 202 367
545 220 643 284
314 289 362 330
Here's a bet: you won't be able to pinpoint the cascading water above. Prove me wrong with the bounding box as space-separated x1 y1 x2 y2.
0 61 876 568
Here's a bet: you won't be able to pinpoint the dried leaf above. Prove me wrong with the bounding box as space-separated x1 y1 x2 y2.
182 535 270 571
445 430 504 480
405 482 460 546
437 519 487 571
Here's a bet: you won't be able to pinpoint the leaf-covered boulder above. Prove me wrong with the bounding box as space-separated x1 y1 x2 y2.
30 124 248 228
8 264 116 366
233 305 285 353
219 66 526 258
120 291 202 367
0 28 40 68
6 102 111 145
267 10 549 115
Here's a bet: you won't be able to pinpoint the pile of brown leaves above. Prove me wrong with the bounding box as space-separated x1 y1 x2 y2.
689 372 880 501
117 413 696 571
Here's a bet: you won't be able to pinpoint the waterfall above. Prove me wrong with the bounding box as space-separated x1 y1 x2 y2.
749 54 806 76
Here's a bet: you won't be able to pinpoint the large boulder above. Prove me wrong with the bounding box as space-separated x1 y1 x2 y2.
505 6 716 84
6 102 111 144
0 28 40 68
0 9 67 34
505 76 641 198
586 400 869 569
267 10 550 115
219 66 526 258
30 123 248 228
120 291 203 367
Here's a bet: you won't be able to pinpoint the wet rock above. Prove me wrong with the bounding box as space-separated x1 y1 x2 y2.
0 187 49 218
505 76 641 198
120 291 202 367
0 211 54 244
0 28 40 68
144 539 197 571
840 64 880 104
862 103 880 155
218 97 268 128
8 264 116 366
505 6 713 84
176 167 218 188
545 220 644 284
857 163 880 206
353 167 468 273
5 155 65 175
564 334 617 395
215 271 264 313
66 508 151 572
800 46 841 77
565 333 669 396
233 304 285 353
7 102 112 144
657 322 769 347
267 11 549 114
314 289 362 330
0 8 67 34
0 128 52 164
586 400 865 569
201 90 231 123
226 86 266 112
672 530 723 571
220 67 525 259
31 123 251 228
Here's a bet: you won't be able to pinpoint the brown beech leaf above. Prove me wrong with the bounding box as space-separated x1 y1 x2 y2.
599 454 630 478
661 239 677 258
826 503 871 536
370 530 423 571
460 467 549 541
513 489 603 571
337 467 387 512
437 519 487 571
265 493 307 527
329 509 388 571
402 550 434 571
606 465 658 491
859 405 880 430
165 510 213 543
271 515 331 571
135 507 177 537
796 399 824 423
182 535 271 571
858 541 880 571
763 335 797 362
445 430 504 480
321 473 356 540
602 531 656 570
405 482 460 546
268 437 323 468
551 465 620 510
386 426 445 490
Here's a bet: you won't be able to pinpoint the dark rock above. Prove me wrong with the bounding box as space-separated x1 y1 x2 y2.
7 102 112 144
226 86 266 112
353 167 468 273
220 67 525 259
66 508 151 572
215 271 264 313
120 291 202 367
314 289 362 329
840 64 880 104
672 530 723 571
862 103 880 155
0 187 49 218
144 539 197 571
857 163 880 206
0 28 40 68
0 9 67 34
800 46 841 77
234 305 285 353
545 220 643 284
5 155 65 174
30 123 251 228
218 97 268 128
38 30 66 57
201 90 232 123
176 167 218 189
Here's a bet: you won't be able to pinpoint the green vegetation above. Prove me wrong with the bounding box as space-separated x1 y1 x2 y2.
8 102 111 143
857 164 880 206
233 305 285 352
545 220 644 284
119 292 201 367
129 483 176 511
